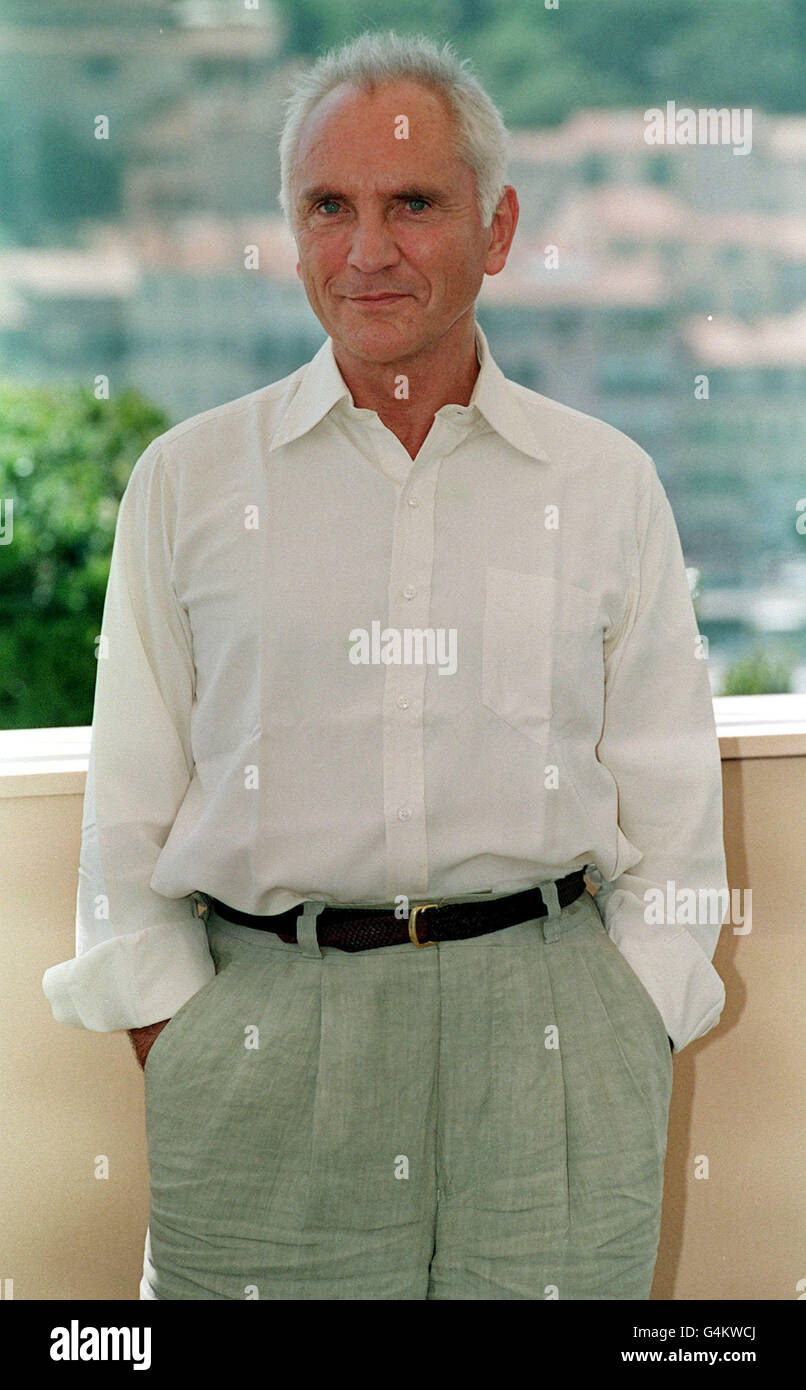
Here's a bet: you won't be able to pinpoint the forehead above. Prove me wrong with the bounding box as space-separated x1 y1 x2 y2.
292 78 468 187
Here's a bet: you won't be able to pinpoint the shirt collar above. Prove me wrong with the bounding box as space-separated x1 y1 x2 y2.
268 321 550 463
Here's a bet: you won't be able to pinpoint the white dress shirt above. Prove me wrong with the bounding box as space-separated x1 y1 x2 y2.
41 323 728 1051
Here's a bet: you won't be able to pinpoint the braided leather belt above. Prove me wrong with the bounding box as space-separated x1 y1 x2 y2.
206 868 588 952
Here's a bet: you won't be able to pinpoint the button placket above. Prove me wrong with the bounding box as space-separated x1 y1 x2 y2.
381 458 441 900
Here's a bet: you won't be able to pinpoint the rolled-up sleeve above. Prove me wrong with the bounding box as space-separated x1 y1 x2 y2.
591 460 728 1053
41 439 215 1031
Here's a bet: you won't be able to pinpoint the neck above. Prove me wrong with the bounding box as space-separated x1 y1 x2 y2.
331 312 480 460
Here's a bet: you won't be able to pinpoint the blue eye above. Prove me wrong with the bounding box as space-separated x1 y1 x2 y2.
313 196 430 215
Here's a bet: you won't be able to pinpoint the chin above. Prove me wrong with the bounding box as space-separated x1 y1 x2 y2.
339 323 420 361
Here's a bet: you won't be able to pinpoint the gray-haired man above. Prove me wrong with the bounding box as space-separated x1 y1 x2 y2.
43 31 727 1300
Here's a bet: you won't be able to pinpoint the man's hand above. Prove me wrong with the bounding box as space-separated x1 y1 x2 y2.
128 1018 172 1070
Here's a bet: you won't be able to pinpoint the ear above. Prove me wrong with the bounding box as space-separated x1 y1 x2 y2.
484 186 519 278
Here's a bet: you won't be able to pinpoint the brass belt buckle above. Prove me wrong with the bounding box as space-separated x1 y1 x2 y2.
408 902 439 947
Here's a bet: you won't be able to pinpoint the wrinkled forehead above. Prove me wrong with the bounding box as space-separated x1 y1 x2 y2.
291 78 468 192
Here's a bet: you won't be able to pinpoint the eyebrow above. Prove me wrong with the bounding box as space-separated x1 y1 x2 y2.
297 184 448 209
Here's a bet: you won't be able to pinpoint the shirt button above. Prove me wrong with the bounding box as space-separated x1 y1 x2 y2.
397 806 412 821
402 585 416 599
407 493 419 507
397 695 410 709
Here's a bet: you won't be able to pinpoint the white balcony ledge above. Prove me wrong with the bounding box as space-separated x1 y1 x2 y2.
712 693 806 759
1 694 805 800
0 725 93 798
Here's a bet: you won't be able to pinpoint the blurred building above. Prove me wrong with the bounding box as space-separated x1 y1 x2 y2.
0 1 283 241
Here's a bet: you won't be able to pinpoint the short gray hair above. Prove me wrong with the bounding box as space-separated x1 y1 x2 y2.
278 29 509 230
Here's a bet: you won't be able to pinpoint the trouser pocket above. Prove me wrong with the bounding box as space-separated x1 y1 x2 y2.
575 895 673 1136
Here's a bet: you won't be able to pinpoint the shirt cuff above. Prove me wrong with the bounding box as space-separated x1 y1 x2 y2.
41 920 216 1032
592 886 726 1052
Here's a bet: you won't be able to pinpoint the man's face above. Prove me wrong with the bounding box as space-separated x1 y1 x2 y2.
291 78 509 364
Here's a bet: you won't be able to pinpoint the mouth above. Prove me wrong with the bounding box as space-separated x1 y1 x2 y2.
349 293 408 304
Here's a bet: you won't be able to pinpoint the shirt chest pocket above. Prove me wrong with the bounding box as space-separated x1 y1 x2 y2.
481 566 602 748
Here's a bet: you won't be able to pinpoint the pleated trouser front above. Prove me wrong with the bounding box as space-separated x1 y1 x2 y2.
140 887 673 1300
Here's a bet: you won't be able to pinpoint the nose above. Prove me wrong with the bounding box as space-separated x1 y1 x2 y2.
347 212 401 276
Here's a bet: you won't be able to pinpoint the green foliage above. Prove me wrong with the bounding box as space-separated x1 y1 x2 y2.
719 647 794 696
272 0 806 125
0 381 170 729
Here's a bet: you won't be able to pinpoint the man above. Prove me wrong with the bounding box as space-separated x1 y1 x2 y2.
42 31 728 1300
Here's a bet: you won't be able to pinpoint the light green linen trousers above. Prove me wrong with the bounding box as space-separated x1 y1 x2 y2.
140 886 673 1300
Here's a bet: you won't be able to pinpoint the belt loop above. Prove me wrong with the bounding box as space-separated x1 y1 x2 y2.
538 879 563 942
296 901 325 958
